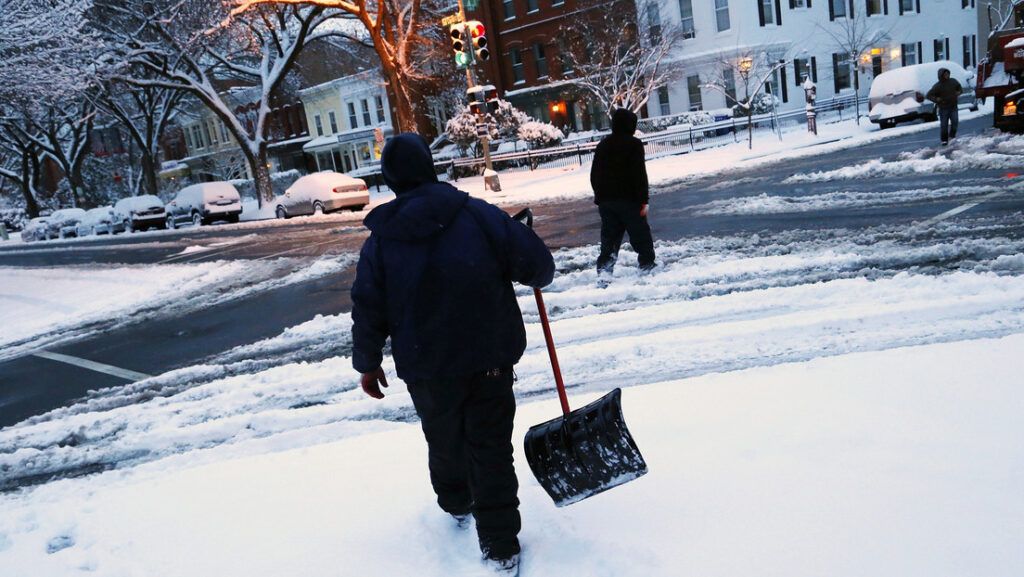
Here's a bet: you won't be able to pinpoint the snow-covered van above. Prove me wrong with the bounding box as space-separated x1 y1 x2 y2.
113 195 166 233
868 61 978 129
165 182 243 228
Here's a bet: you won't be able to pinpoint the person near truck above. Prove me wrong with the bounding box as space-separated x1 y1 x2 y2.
351 133 555 576
926 68 963 145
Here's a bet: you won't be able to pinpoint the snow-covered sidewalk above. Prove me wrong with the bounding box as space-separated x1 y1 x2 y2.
1 334 1021 577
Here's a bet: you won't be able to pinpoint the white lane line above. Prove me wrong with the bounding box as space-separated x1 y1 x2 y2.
32 351 152 382
915 189 1011 229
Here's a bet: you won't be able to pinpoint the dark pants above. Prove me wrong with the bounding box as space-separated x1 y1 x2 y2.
596 200 656 273
939 106 959 143
406 366 521 560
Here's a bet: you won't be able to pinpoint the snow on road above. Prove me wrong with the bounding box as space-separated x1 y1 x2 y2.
1 334 1021 577
3 220 1023 491
785 131 1024 183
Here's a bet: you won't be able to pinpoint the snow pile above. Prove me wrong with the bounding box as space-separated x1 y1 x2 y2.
0 334 1021 576
785 132 1024 183
690 181 1024 216
0 262 254 353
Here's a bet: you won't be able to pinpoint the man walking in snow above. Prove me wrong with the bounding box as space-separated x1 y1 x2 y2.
926 67 963 146
590 108 656 278
351 133 555 575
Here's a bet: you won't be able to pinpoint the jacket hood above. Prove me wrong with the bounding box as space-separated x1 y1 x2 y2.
363 181 469 241
611 108 638 136
937 67 950 80
381 133 439 194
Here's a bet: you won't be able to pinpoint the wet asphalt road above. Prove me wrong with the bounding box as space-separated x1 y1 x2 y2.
1 114 1022 429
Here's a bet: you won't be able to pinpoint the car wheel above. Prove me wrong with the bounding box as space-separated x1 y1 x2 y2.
969 103 979 112
125 220 134 233
226 214 239 224
313 202 325 215
351 204 366 212
276 206 288 219
192 212 203 227
166 215 176 230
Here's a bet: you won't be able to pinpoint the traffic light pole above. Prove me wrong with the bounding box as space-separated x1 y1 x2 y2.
454 0 497 189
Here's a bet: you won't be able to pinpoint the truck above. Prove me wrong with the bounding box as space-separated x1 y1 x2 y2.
976 0 1024 132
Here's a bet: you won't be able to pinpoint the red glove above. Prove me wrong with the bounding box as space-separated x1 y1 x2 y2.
360 367 389 399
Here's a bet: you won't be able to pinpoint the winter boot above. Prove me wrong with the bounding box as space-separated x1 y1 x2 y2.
483 553 520 576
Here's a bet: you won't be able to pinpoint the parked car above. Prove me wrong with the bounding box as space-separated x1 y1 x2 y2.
165 182 243 229
45 208 87 239
113 195 166 233
21 217 50 242
868 61 979 129
273 172 369 219
76 207 117 237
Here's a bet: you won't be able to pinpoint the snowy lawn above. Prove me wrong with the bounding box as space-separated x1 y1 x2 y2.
0 334 1021 577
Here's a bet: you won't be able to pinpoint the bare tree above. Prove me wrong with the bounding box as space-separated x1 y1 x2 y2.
0 123 46 217
232 0 450 135
95 0 339 205
561 0 684 116
93 80 185 198
817 12 895 125
702 47 789 149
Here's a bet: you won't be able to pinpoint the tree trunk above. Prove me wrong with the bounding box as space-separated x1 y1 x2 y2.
18 153 41 218
140 151 160 197
747 110 753 149
853 69 862 125
382 63 418 133
243 144 273 208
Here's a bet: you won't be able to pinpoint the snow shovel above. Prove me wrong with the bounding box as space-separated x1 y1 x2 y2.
515 209 648 508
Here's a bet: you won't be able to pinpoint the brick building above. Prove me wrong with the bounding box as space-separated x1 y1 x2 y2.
467 0 639 131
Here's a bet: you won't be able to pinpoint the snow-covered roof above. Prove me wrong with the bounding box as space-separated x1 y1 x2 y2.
298 69 382 96
503 78 579 98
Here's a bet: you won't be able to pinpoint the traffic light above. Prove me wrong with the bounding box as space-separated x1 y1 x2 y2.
466 20 489 61
485 86 499 113
449 23 472 68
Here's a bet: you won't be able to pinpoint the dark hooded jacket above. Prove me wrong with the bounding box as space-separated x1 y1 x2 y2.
351 134 555 382
590 109 649 205
926 69 963 110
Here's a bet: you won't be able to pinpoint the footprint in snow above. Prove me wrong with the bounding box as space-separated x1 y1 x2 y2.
46 533 75 554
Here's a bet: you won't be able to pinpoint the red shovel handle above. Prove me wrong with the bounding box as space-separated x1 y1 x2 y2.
534 288 571 416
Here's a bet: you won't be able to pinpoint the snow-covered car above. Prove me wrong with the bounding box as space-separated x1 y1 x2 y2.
113 195 166 233
76 207 117 237
21 217 50 242
165 182 243 228
868 61 978 129
45 208 87 239
272 172 369 219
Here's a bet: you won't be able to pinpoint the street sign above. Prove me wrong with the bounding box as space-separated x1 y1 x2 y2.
475 123 489 137
441 13 463 26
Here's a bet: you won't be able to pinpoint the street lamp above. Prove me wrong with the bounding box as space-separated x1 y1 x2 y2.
738 56 754 80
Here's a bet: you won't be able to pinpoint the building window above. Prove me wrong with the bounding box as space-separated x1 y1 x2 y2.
192 125 205 149
347 102 358 128
220 121 230 142
678 0 695 38
901 42 918 65
328 111 338 133
314 114 324 136
934 39 945 61
511 49 525 83
831 0 847 18
375 96 386 123
534 43 548 78
867 0 882 15
184 127 194 150
715 0 730 32
898 0 914 13
558 38 574 75
207 121 218 145
794 57 809 83
761 0 775 24
657 86 671 115
963 35 976 68
361 99 372 125
687 75 703 110
792 0 806 6
647 3 663 44
526 0 538 12
723 68 737 103
503 0 515 19
833 53 852 92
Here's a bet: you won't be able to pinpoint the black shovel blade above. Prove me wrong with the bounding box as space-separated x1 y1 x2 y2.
524 388 647 507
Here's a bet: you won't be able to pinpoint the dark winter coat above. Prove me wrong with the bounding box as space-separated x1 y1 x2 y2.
590 109 650 206
926 72 963 110
351 134 555 382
